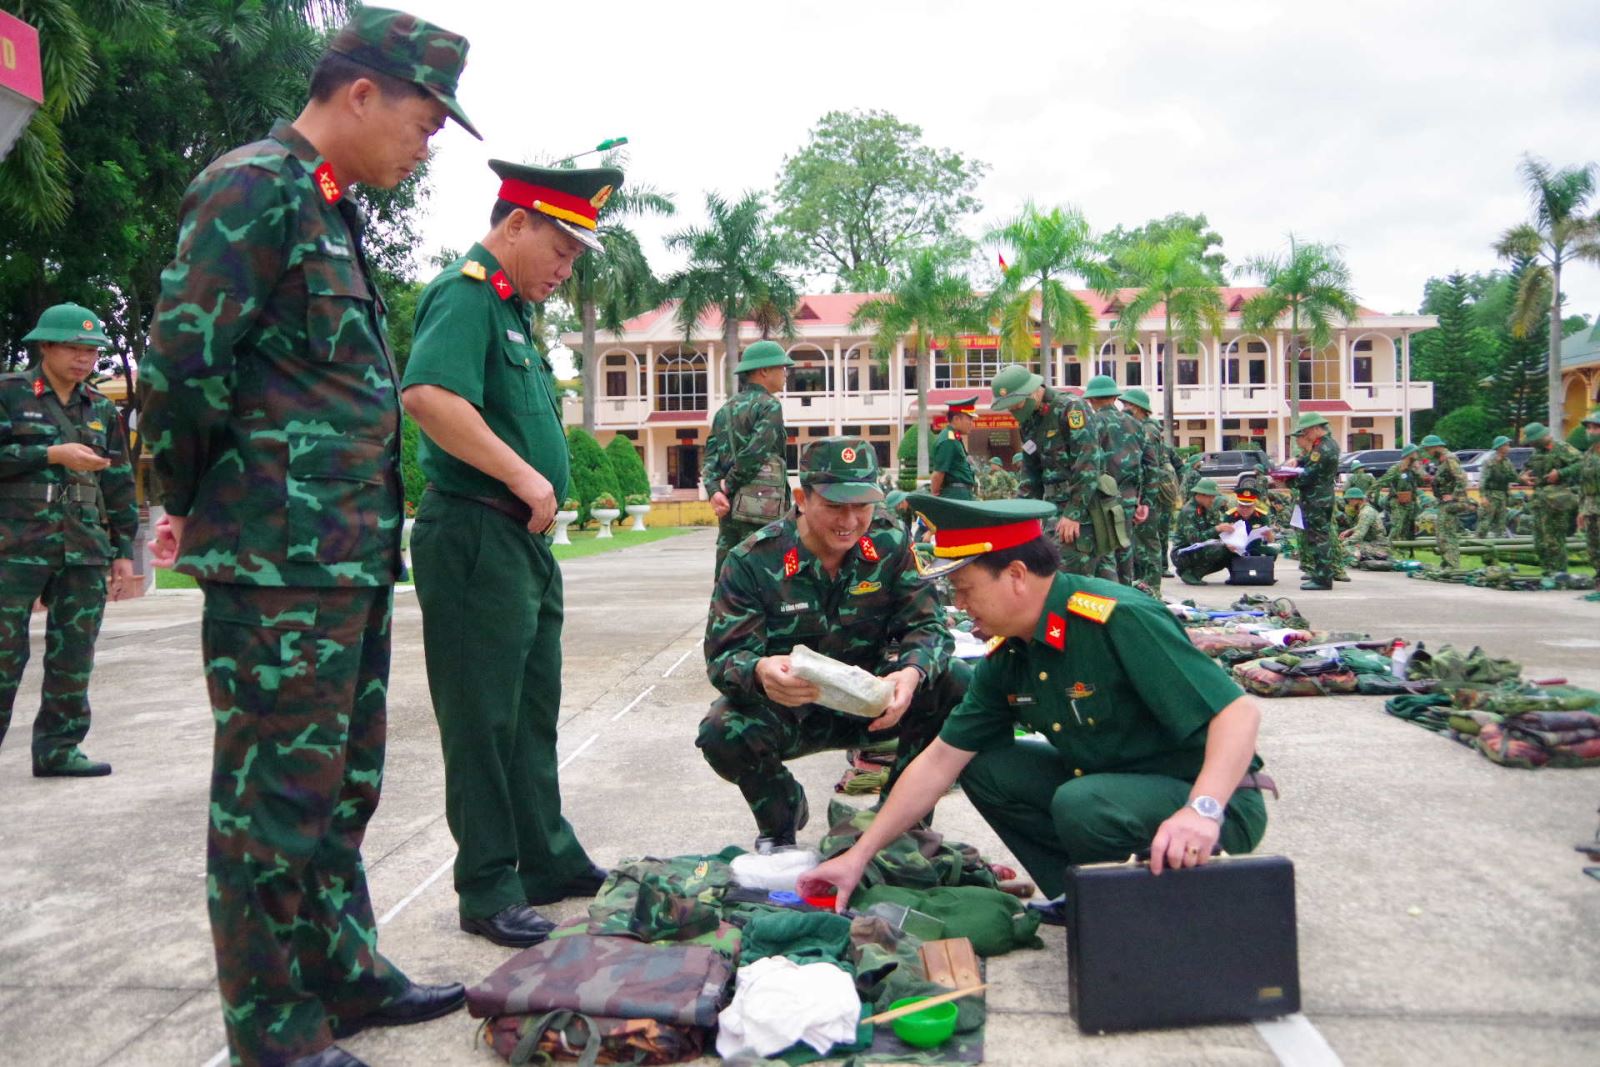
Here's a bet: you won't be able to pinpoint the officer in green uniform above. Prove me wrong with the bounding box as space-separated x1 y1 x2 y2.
930 395 979 498
0 304 137 776
1421 434 1468 568
1170 478 1232 585
1477 435 1516 538
703 340 793 575
700 438 963 852
1520 421 1584 574
799 495 1270 922
402 160 619 948
140 10 478 1065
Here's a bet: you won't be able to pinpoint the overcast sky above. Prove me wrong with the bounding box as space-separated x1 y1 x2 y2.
395 0 1600 330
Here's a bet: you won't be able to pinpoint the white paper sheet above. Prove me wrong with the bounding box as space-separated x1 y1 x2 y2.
1221 522 1268 555
1290 505 1305 530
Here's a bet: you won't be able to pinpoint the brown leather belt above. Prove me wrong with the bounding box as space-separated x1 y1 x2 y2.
1238 771 1279 799
424 484 532 525
1395 491 1414 504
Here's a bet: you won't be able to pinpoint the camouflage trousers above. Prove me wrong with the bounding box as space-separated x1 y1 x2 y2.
0 562 106 764
1052 519 1118 582
1581 513 1600 571
958 740 1267 898
1296 497 1336 584
714 517 766 578
1530 488 1578 573
1435 501 1471 569
696 660 970 838
1477 492 1511 538
1389 502 1418 554
1133 511 1166 590
1172 543 1232 584
200 582 408 1067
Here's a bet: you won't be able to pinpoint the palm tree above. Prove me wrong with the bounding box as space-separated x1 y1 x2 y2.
664 192 801 395
1493 154 1600 435
555 154 675 431
1238 235 1360 429
1110 230 1225 444
851 249 985 478
985 203 1103 380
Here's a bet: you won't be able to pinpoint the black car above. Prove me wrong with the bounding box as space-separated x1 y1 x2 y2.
1339 448 1405 477
1195 450 1269 490
1462 447 1535 487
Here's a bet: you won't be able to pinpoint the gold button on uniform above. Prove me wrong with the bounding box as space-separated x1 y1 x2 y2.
1052 723 1062 733
1038 671 1048 681
1087 717 1095 726
1074 768 1084 777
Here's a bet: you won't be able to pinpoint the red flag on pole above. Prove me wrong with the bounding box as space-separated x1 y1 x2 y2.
997 253 1009 272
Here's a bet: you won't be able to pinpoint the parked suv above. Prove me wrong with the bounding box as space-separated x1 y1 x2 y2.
1462 447 1534 487
1338 448 1405 478
1195 450 1268 490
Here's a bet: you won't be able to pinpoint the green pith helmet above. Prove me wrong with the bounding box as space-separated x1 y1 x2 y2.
1011 452 1025 465
1344 486 1367 500
799 437 883 503
1583 409 1600 427
1399 443 1419 458
1523 422 1549 443
1491 435 1511 449
326 6 481 138
488 159 625 253
1121 387 1153 412
1350 459 1364 469
905 494 1056 577
1292 412 1329 434
1082 374 1121 399
885 489 909 510
22 303 112 347
1192 478 1220 497
734 340 795 374
989 364 1044 410
1420 434 1446 449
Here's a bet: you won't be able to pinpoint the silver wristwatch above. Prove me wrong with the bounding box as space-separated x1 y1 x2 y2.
1188 795 1225 823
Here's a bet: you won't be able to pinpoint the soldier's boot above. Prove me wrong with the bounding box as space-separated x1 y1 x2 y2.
32 746 110 777
1299 580 1332 591
287 1046 369 1067
754 779 809 854
1178 570 1207 586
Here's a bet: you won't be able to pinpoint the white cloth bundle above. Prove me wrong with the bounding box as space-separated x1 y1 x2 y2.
787 644 893 719
715 957 861 1058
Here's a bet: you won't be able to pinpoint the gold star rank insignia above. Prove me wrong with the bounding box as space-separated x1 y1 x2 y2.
461 259 488 281
1066 592 1117 624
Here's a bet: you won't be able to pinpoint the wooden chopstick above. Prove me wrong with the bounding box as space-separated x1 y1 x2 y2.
862 983 989 1025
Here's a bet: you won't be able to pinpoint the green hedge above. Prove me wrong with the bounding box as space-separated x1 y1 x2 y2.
605 434 651 499
1433 405 1504 450
567 427 620 526
897 426 919 490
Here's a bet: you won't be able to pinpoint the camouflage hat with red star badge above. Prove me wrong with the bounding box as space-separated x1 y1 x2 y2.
800 437 884 503
905 494 1056 577
22 303 112 347
489 160 625 253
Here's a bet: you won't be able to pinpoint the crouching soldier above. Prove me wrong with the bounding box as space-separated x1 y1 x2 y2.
1170 479 1232 586
700 438 966 853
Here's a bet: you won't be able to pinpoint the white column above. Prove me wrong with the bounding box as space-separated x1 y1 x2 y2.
705 343 719 412
1337 328 1349 403
1400 330 1412 444
832 337 844 432
1274 330 1287 457
643 345 655 411
644 426 660 487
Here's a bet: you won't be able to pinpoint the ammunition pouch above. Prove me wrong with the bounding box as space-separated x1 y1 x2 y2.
1089 474 1131 551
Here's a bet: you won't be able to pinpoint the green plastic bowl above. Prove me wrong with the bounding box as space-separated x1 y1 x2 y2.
888 996 959 1048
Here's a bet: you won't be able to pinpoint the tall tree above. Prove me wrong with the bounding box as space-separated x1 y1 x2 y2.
774 109 987 290
664 191 800 396
1409 272 1498 438
553 152 675 430
1103 212 1228 285
851 250 985 478
1493 154 1600 435
984 202 1103 384
1238 235 1361 428
1481 258 1550 435
1109 229 1225 444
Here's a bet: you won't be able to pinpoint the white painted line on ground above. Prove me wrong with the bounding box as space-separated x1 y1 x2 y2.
662 647 696 678
1255 1014 1343 1067
202 1048 228 1067
611 685 656 721
558 732 600 771
378 856 454 927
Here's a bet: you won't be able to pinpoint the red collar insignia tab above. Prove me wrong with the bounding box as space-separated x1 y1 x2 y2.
312 162 342 204
783 547 800 578
1044 612 1066 650
33 378 45 397
858 536 880 562
490 270 514 300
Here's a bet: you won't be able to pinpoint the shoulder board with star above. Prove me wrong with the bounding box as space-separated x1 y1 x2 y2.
858 535 880 562
460 259 488 281
1066 591 1117 624
783 547 800 578
984 635 1008 657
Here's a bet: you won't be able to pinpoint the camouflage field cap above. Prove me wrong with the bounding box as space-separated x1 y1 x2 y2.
800 437 883 503
906 494 1055 577
988 364 1043 410
22 303 111 347
1420 434 1447 449
327 7 481 139
733 340 796 374
1292 412 1330 434
1491 435 1512 449
1522 422 1549 443
1344 486 1367 500
1121 387 1153 412
489 159 625 253
1082 374 1121 399
1192 478 1221 496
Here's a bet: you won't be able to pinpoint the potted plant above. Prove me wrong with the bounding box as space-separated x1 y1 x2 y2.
624 492 652 532
552 496 580 545
590 493 622 538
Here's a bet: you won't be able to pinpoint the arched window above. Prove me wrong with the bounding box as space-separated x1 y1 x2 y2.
786 345 832 394
655 349 706 412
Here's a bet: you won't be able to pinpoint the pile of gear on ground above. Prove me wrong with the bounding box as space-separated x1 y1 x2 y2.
464 799 1042 1064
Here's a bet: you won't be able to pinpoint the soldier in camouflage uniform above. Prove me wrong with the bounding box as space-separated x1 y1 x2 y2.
976 456 1019 501
703 340 792 576
139 11 478 1065
1119 387 1177 590
700 438 961 853
1287 413 1340 590
1422 434 1469 568
1344 458 1376 496
1335 486 1388 570
1477 435 1516 538
1179 452 1204 497
987 364 1113 579
1170 479 1232 585
1083 375 1143 584
1374 444 1423 555
1569 411 1600 570
1520 421 1584 574
0 305 137 776
930 395 979 498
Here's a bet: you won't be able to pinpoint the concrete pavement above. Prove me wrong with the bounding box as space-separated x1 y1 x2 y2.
0 530 1597 1066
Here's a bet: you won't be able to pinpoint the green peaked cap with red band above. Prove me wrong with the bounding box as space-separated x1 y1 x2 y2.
489 159 625 253
906 494 1056 577
326 6 481 139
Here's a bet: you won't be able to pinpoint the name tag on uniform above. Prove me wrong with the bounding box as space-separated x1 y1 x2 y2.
1006 693 1036 706
778 601 813 614
19 411 45 421
506 329 528 344
1022 440 1038 455
320 236 352 258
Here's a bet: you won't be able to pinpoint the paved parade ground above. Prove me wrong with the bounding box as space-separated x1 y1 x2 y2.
1 528 1597 1067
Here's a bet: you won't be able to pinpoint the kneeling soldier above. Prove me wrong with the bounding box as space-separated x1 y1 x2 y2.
700 438 965 853
800 494 1271 922
1170 478 1232 585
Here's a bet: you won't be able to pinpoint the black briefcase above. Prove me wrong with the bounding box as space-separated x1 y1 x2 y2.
1063 855 1299 1033
1226 555 1276 586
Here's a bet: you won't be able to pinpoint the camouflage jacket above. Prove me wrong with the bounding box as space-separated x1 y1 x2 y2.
1573 449 1600 515
931 427 976 489
1345 470 1377 496
1172 498 1225 551
705 514 951 705
976 465 1019 501
1526 440 1584 497
140 121 402 587
1179 457 1203 497
1137 416 1178 508
701 382 785 500
1015 388 1102 523
1294 433 1340 507
1432 453 1468 503
1095 405 1145 507
1480 455 1515 494
1375 460 1423 502
0 373 137 566
1341 503 1387 543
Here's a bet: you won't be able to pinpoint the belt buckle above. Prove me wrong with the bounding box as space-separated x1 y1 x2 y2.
44 484 58 504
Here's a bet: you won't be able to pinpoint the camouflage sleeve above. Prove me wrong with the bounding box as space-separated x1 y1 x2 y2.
1555 444 1587 484
1063 408 1102 523
1351 506 1379 542
1138 425 1163 509
1019 436 1043 498
703 552 770 700
0 390 51 477
1172 504 1203 548
700 408 728 494
99 400 138 558
140 164 291 516
881 541 951 681
729 393 784 490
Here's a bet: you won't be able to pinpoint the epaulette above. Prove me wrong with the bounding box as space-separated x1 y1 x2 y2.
1066 591 1117 624
461 259 488 281
984 635 1008 657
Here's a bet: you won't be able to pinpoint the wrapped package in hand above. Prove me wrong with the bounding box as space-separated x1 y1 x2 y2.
788 644 894 719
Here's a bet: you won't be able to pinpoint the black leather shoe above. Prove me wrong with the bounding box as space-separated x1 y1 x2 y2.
459 904 555 948
32 748 111 777
1026 895 1069 927
331 981 466 1039
287 1047 368 1067
527 863 610 905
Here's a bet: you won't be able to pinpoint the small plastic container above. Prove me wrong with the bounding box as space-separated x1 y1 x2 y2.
887 997 958 1048
767 890 802 907
802 889 838 909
